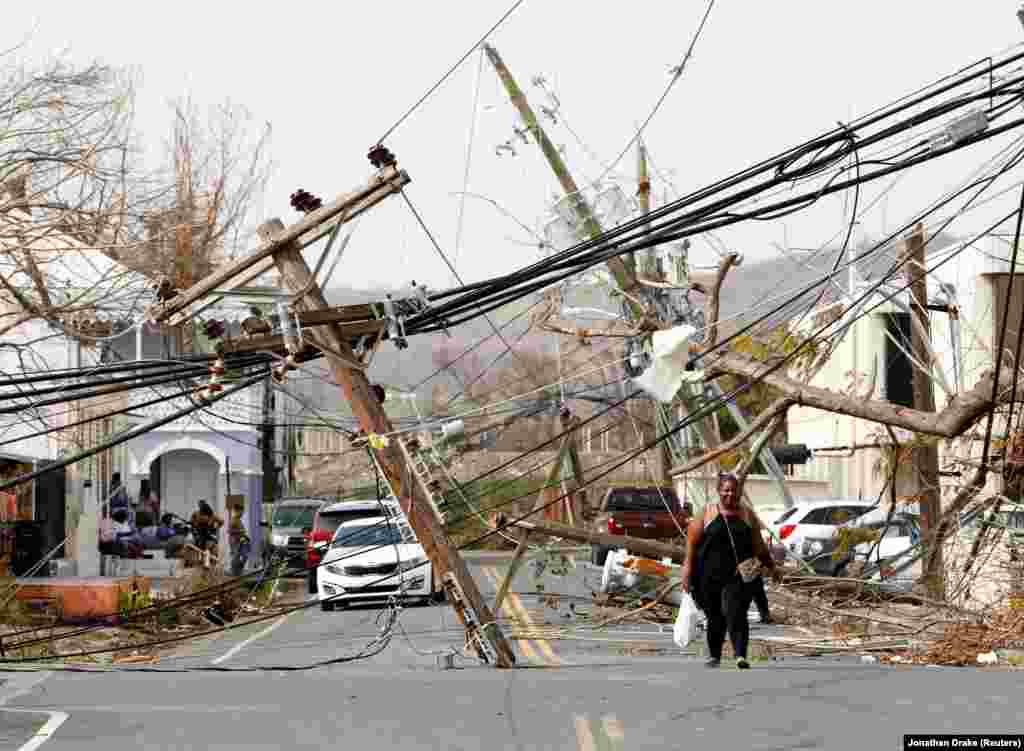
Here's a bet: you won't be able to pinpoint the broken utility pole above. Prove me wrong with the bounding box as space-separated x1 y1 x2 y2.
148 161 515 668
493 411 583 613
483 44 641 313
637 141 674 486
907 222 944 598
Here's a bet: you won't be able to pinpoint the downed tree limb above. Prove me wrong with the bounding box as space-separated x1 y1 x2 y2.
593 580 681 628
701 349 1024 439
493 516 686 561
705 252 741 349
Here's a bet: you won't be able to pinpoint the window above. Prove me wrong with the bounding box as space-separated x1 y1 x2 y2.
801 505 870 525
883 312 914 408
332 523 406 548
605 488 681 512
272 505 318 527
772 508 799 524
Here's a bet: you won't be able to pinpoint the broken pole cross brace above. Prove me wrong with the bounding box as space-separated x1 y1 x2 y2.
149 165 410 324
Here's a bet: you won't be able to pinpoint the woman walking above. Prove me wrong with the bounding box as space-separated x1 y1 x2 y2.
682 473 777 669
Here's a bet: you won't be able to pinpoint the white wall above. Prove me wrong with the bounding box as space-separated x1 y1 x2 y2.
0 318 70 461
785 237 1011 503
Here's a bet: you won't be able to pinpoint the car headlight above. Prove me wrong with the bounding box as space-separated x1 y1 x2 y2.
272 534 287 546
401 556 428 573
325 564 346 576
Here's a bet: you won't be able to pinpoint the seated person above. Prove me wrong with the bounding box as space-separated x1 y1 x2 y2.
157 514 187 558
98 514 118 556
111 509 144 558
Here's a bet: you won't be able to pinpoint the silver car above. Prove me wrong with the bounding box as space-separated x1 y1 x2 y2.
269 498 327 568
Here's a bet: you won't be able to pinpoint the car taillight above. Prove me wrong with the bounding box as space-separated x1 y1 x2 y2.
608 518 624 535
779 524 797 540
307 530 330 547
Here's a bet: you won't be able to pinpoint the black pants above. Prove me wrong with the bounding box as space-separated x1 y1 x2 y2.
752 576 770 617
703 576 753 660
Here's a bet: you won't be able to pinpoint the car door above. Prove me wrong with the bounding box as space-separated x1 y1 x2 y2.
874 519 914 561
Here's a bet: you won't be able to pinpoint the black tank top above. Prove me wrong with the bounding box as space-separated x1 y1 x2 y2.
699 514 756 585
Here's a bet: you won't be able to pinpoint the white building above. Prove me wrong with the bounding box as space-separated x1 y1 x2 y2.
1 186 284 573
786 225 1020 505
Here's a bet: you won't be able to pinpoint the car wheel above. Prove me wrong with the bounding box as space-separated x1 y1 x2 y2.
834 564 849 579
591 545 610 566
307 570 317 594
321 600 334 612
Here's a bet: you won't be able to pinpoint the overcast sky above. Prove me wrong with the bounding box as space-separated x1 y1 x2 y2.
5 2 1024 293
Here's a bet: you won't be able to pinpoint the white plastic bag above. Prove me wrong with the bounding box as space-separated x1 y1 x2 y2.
673 592 700 649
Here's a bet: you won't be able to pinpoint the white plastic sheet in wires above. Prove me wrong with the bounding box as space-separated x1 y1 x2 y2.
631 324 704 403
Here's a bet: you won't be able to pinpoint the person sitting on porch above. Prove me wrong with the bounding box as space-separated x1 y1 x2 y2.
99 512 118 556
139 478 160 518
109 472 131 513
111 509 143 558
190 500 223 553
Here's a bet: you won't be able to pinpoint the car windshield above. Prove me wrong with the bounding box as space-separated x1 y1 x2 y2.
317 509 380 535
332 523 410 548
606 489 680 512
272 506 318 527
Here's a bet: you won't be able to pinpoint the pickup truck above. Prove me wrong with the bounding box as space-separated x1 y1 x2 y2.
590 485 691 565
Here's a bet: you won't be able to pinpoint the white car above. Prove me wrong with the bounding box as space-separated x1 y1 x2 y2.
317 516 439 611
767 500 876 562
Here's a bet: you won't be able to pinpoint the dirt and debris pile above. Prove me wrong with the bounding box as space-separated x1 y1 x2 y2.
909 609 1024 666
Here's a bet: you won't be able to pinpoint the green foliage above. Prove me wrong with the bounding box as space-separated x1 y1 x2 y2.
832 527 881 559
118 589 153 621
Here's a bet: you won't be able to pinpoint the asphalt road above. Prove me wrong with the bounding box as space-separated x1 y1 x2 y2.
1 553 1022 750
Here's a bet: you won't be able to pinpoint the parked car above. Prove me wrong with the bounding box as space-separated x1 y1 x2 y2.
767 500 876 563
317 515 441 611
799 510 921 578
590 485 690 566
304 497 403 593
959 502 1024 553
269 498 328 568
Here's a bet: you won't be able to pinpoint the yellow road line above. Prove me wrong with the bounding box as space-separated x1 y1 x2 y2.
506 592 563 666
482 566 541 664
488 565 565 666
574 715 596 751
603 716 625 750
574 714 625 751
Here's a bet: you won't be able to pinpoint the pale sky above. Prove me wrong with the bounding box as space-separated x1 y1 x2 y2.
5 2 1024 293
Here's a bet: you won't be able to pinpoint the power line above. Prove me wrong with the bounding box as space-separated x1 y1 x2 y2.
595 0 718 183
375 0 528 145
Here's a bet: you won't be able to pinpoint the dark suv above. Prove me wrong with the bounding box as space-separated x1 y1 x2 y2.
590 485 690 565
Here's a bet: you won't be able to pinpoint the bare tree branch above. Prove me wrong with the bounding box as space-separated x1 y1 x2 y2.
703 349 1023 439
704 252 740 348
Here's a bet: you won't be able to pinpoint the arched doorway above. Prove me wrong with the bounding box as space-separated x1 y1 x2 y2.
155 449 219 523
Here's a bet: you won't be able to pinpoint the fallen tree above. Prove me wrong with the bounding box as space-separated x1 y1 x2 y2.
492 514 686 561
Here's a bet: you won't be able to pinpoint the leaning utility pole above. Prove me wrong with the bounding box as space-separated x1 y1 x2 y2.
485 44 798 512
907 222 944 597
483 44 639 311
149 162 515 668
637 141 660 281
